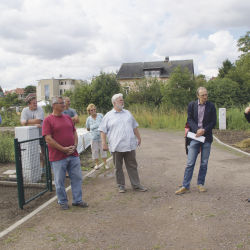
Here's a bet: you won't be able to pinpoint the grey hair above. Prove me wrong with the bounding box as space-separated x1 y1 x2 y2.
196 87 207 96
64 96 70 101
51 95 63 107
111 93 123 106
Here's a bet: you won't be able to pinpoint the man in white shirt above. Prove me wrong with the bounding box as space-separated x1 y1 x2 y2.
99 93 147 193
20 97 45 172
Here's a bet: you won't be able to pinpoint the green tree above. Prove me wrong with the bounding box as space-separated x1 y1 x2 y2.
161 65 196 110
218 59 235 78
124 77 164 106
24 85 36 97
63 81 92 114
205 78 243 108
237 31 250 54
91 71 121 113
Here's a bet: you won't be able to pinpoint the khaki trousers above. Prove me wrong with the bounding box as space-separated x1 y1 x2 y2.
112 150 141 188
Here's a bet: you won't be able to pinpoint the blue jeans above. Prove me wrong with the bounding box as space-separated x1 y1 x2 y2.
51 156 83 205
183 140 211 189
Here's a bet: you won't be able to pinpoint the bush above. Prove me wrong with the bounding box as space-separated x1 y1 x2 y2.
0 131 15 162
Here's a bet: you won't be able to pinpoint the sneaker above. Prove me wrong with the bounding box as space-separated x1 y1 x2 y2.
60 204 70 210
118 186 126 193
72 202 89 208
105 165 109 170
94 165 99 170
197 184 206 192
175 187 190 195
248 198 250 202
134 186 147 192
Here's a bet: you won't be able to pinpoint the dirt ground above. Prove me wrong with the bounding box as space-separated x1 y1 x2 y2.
0 145 95 234
1 128 250 249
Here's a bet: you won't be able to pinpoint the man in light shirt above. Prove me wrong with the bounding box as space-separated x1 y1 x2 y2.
175 87 217 195
20 96 45 173
99 93 147 193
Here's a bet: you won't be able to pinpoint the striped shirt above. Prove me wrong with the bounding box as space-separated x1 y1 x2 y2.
198 99 206 129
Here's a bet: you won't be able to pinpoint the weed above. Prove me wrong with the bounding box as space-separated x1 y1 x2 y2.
27 227 35 231
54 244 62 248
237 243 244 247
153 244 162 249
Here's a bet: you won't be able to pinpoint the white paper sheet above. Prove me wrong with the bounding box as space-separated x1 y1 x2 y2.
187 131 206 143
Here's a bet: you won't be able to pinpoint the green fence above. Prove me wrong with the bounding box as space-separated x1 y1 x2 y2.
14 137 53 210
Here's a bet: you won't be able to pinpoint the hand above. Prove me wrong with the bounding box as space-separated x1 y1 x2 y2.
36 124 42 128
21 120 27 126
137 138 141 146
195 129 205 137
64 146 75 155
102 143 108 151
245 106 250 114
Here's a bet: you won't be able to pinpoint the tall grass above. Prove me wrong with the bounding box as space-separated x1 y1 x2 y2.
50 104 250 131
0 131 15 162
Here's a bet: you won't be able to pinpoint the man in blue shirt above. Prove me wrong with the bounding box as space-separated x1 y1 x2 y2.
99 93 147 193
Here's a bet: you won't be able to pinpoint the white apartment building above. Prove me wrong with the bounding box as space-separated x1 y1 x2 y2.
36 75 83 101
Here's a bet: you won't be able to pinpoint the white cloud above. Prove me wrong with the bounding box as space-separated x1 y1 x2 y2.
0 0 249 91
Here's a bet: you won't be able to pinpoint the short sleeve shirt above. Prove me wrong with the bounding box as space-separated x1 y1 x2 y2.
86 113 103 141
98 109 139 152
62 108 77 118
20 106 44 136
42 114 78 161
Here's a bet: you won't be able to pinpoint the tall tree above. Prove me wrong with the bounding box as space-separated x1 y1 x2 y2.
161 65 196 110
218 59 235 78
24 85 36 97
63 81 92 114
237 31 250 54
91 71 121 113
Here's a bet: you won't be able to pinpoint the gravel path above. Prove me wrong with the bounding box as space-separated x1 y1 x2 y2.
1 128 250 250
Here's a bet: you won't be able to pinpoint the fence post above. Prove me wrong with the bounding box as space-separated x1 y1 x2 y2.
43 137 53 192
14 138 25 210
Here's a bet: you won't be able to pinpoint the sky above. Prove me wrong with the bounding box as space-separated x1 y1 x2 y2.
0 0 249 91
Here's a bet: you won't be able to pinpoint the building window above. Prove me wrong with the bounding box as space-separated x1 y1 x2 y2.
45 85 49 99
64 89 66 92
65 82 66 85
60 82 63 85
123 86 130 94
144 70 160 78
60 89 63 95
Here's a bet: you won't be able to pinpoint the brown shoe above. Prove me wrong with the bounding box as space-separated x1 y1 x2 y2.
175 187 190 195
197 185 206 192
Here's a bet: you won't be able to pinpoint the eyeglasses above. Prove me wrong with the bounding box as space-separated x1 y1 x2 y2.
56 102 65 105
90 109 96 111
199 94 208 97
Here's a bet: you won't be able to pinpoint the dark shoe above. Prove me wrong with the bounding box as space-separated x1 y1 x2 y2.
118 186 126 193
60 204 70 210
72 202 88 208
134 186 147 192
248 198 250 202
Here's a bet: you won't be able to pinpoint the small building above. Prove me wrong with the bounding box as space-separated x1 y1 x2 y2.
4 88 25 99
116 57 194 89
36 75 83 101
24 93 37 102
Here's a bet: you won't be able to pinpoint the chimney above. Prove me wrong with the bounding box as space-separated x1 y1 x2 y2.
164 56 169 62
59 74 62 77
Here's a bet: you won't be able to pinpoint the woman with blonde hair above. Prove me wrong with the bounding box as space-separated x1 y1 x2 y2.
86 104 109 170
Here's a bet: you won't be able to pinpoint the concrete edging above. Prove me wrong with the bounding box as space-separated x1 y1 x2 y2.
213 135 250 157
0 156 113 239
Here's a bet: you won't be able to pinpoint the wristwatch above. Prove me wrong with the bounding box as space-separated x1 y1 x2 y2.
26 119 28 124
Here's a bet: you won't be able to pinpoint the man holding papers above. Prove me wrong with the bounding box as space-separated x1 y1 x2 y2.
175 87 217 195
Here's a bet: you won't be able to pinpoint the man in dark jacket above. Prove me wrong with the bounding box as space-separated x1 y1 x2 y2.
244 105 250 202
175 87 217 195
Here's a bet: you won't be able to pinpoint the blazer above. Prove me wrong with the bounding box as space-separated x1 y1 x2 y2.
187 100 217 143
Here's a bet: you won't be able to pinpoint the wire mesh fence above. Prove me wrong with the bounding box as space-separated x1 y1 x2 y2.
14 137 52 209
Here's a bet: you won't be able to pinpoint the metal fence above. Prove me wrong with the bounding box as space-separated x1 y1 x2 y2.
14 137 52 210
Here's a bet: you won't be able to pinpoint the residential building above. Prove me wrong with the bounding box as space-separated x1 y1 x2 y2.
36 75 83 101
24 93 37 102
4 88 25 99
116 57 194 90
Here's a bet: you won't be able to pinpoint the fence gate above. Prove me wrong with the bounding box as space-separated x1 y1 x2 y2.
14 137 52 210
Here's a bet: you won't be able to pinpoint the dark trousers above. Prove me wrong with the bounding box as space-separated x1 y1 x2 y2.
112 150 141 188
